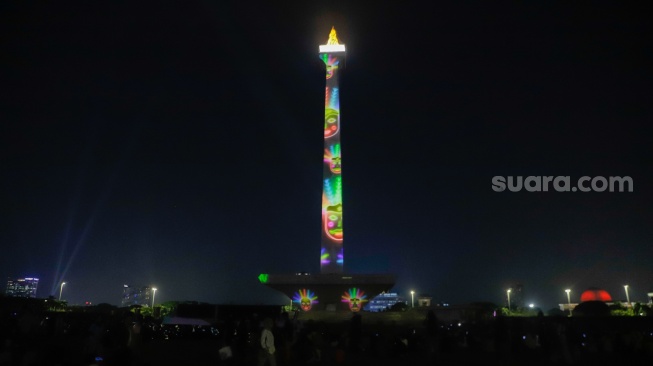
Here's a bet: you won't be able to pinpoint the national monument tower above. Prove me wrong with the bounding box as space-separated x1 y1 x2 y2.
260 28 395 312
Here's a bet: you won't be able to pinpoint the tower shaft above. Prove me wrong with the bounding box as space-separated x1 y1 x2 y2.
258 29 395 313
319 29 345 274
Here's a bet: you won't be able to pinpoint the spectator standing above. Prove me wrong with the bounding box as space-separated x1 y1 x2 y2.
258 318 276 366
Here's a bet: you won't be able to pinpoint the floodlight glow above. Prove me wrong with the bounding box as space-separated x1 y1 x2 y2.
59 282 66 301
319 44 346 53
152 288 158 308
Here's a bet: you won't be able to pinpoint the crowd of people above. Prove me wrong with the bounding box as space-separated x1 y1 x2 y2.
2 301 653 365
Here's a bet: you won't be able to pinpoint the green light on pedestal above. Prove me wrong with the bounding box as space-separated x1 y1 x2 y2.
258 274 269 284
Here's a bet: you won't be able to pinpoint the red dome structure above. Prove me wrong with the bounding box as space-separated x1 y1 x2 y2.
580 288 612 302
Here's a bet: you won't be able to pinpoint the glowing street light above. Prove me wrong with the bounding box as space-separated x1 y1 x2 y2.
565 289 572 315
507 289 512 311
59 282 66 301
152 288 158 308
624 285 630 306
410 290 415 308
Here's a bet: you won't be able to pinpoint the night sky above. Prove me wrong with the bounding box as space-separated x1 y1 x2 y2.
2 2 652 310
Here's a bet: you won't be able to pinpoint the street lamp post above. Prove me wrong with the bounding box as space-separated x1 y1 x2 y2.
410 290 415 308
59 282 66 301
507 289 512 311
565 289 572 315
152 288 158 308
624 285 630 307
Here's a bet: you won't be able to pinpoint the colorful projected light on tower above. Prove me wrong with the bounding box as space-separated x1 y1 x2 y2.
341 287 368 312
293 289 319 311
320 27 346 274
255 28 396 313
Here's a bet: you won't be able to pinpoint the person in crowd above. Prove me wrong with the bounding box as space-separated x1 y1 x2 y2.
258 318 276 366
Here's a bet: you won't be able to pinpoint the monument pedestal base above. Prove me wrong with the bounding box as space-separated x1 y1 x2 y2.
261 273 395 312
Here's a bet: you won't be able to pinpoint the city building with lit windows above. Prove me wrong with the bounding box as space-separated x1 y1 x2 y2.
5 277 39 298
364 292 405 312
121 285 153 307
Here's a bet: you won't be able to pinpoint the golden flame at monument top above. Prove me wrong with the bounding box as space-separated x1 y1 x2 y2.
319 26 346 53
326 26 340 45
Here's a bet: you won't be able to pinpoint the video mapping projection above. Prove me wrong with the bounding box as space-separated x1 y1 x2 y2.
341 287 368 312
320 28 345 274
293 289 319 311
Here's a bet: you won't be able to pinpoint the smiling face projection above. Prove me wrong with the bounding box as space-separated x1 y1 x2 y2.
329 156 341 174
324 108 339 138
293 289 318 311
300 298 312 311
342 288 368 312
324 144 342 175
324 203 343 241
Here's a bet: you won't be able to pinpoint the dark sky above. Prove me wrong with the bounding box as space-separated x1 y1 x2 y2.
2 1 652 309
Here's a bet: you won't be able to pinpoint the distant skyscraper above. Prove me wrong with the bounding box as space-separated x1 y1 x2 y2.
121 285 153 307
5 277 39 298
320 27 346 274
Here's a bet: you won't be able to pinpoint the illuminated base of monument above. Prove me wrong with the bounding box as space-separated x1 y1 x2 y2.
261 273 395 312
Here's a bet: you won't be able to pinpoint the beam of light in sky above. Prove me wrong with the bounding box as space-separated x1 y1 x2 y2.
51 122 141 295
51 218 74 295
50 131 96 295
56 215 97 288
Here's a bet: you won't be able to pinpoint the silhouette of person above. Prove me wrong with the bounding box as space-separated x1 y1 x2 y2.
258 318 276 366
